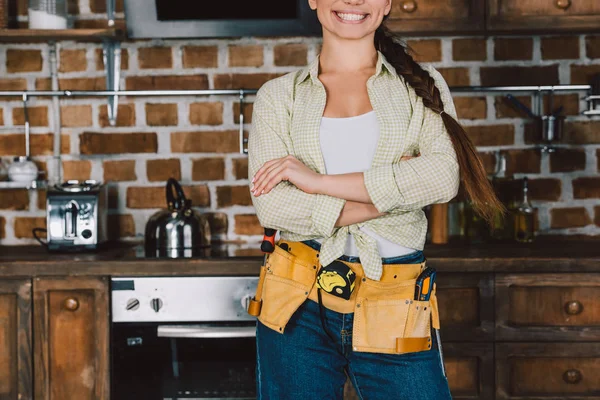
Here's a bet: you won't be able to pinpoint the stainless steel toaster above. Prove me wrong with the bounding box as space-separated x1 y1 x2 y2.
46 180 108 251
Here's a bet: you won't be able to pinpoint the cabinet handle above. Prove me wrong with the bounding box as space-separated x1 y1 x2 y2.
563 369 582 384
564 300 583 315
400 0 417 13
63 297 80 311
555 0 571 10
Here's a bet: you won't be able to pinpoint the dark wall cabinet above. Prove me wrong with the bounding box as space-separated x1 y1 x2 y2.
386 0 600 35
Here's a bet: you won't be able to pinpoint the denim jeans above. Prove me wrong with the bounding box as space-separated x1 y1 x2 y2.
256 240 453 399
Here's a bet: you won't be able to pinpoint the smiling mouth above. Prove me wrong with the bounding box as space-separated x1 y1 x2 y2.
333 11 369 22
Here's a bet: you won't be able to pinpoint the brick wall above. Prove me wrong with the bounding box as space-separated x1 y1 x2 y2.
0 2 599 244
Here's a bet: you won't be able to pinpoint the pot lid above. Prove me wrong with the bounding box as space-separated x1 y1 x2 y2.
54 179 101 193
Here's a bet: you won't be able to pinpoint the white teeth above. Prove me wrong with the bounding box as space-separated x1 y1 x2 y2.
336 12 367 21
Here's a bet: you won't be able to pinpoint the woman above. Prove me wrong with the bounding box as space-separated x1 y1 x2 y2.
247 0 504 398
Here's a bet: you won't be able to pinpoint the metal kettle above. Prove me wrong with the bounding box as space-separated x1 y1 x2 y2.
144 178 211 258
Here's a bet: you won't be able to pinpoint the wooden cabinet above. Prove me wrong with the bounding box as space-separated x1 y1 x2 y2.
0 279 32 400
33 276 109 400
487 0 600 33
385 0 484 35
444 342 495 400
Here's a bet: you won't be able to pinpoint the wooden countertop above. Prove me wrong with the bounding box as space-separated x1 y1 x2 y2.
0 237 599 276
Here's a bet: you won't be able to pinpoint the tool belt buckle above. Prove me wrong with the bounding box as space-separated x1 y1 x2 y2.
315 260 356 300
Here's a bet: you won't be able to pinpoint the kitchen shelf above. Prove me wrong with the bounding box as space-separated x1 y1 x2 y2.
0 180 47 190
0 28 125 42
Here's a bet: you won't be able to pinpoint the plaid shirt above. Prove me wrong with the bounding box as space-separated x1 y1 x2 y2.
247 50 460 281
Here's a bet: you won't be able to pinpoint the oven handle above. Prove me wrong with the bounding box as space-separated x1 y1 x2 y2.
156 324 256 338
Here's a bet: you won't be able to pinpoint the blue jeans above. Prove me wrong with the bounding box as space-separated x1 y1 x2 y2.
256 241 452 399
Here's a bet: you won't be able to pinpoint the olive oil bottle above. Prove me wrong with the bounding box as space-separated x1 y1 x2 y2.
514 177 535 243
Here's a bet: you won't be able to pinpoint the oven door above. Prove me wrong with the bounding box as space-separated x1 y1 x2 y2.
111 321 257 400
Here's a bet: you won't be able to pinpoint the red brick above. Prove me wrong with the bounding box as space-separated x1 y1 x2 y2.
13 106 48 127
74 19 126 30
95 48 129 71
573 177 600 199
103 160 137 182
464 125 515 146
182 46 219 68
126 75 208 90
234 214 262 235
549 148 586 172
551 207 591 229
108 214 135 239
60 105 93 127
192 158 225 181
36 77 106 92
598 149 600 171
274 44 308 66
0 189 28 210
494 38 533 61
204 212 228 235
452 38 487 61
37 189 46 210
543 94 580 116
6 49 43 73
502 149 541 175
138 47 173 69
233 102 253 124
228 45 264 67
454 97 486 120
61 134 71 154
495 95 534 119
108 186 119 209
217 185 252 207
127 185 210 208
80 132 157 155
0 217 5 239
99 104 136 127
541 36 580 60
213 73 282 90
190 102 223 125
571 65 600 85
171 131 239 153
0 133 53 156
595 206 600 227
14 217 45 238
146 103 178 126
232 158 248 180
562 121 600 144
0 108 4 125
0 78 27 91
586 36 600 59
59 49 87 72
62 160 92 181
147 159 181 182
528 178 562 201
89 0 124 13
481 66 559 86
436 68 470 86
406 39 442 62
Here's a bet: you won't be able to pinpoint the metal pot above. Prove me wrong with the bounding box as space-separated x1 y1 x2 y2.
144 178 211 258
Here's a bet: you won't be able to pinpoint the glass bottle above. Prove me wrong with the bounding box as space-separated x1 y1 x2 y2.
514 177 535 243
490 153 514 241
28 0 68 29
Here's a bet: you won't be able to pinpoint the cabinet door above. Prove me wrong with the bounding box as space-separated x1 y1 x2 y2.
444 342 495 400
496 273 600 341
436 273 494 341
496 342 600 399
33 277 109 400
0 279 32 400
386 0 484 35
488 0 600 33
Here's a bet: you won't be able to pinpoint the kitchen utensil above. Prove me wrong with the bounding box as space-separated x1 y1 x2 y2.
28 0 68 28
539 114 565 143
144 177 211 258
8 155 38 182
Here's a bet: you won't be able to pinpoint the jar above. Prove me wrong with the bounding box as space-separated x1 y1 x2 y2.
28 0 68 29
8 156 39 183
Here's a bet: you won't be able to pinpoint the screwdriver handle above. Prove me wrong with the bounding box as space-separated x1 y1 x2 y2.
260 228 277 253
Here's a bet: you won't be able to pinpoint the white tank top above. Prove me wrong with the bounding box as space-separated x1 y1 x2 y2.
313 110 417 257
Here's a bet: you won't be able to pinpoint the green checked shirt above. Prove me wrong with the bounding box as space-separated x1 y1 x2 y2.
248 50 460 281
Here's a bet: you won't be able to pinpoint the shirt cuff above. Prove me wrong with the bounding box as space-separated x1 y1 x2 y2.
311 194 346 237
363 165 403 213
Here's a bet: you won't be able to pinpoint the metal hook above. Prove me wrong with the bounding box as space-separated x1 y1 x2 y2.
22 93 30 158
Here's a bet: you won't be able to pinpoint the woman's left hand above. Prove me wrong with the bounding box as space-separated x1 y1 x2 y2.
251 155 322 197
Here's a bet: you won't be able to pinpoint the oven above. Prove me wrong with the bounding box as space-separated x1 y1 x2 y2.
110 276 259 400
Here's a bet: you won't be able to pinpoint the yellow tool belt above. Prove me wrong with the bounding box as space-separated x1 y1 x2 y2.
249 239 441 355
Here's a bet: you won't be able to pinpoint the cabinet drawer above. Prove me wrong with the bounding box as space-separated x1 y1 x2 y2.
436 273 494 341
444 343 495 400
496 343 600 400
496 274 600 341
386 0 484 35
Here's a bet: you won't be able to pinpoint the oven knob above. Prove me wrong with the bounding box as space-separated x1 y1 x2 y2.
151 298 163 312
81 229 92 239
126 298 140 311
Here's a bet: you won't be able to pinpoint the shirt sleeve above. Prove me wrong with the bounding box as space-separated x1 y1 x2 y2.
363 64 461 213
247 81 347 237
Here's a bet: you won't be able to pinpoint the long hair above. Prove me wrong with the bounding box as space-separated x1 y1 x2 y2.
374 22 505 226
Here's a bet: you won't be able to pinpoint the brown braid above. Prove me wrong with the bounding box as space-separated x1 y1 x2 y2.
374 23 506 226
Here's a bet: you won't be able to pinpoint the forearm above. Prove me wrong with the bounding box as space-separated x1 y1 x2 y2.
334 200 386 227
318 172 373 203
